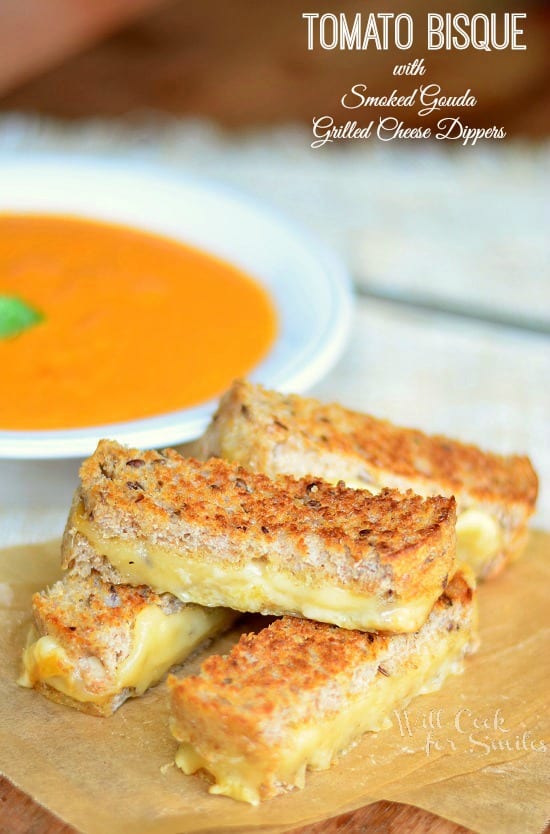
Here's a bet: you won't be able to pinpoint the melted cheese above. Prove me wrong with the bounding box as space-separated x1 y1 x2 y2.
74 515 434 633
19 604 233 708
456 508 502 573
173 632 469 804
333 478 502 578
329 480 503 577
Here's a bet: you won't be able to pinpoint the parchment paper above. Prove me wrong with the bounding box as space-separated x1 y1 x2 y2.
1 533 548 834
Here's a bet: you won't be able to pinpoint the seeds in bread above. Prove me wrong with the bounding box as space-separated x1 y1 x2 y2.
197 380 538 578
19 569 236 716
168 568 478 804
62 440 456 633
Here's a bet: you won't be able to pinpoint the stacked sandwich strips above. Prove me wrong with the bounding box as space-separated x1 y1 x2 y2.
19 382 538 804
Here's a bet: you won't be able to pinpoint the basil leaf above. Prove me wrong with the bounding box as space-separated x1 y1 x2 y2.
0 295 43 339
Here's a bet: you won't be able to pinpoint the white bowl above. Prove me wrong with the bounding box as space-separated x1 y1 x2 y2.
0 156 352 458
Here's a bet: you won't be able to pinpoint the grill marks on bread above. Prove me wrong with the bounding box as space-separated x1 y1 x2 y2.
74 440 456 601
202 380 538 508
32 571 182 678
197 381 538 578
173 569 473 721
168 569 478 802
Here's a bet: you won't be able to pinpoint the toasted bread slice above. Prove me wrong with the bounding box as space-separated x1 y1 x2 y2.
19 570 236 716
168 567 478 804
197 380 538 578
62 440 456 634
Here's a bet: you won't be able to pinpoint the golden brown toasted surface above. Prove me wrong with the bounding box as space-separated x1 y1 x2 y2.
74 440 456 600
31 571 182 666
203 380 538 509
22 567 237 716
168 568 478 802
170 568 474 725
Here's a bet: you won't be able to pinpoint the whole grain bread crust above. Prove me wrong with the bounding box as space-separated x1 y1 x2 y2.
24 569 232 716
170 568 475 724
199 380 537 509
196 381 538 576
168 568 478 796
30 680 130 717
63 440 456 602
32 571 186 671
25 571 190 715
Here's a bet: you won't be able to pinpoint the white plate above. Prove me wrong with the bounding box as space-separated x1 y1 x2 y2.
0 156 352 458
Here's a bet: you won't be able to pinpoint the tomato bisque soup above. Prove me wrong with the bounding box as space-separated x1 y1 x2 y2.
0 214 277 430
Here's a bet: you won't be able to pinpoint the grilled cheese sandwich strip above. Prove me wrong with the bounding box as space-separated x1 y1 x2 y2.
19 572 236 716
198 380 538 579
63 441 457 635
73 509 437 633
169 568 478 804
174 650 463 804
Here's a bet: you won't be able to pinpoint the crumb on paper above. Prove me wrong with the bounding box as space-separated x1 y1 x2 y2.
0 583 13 606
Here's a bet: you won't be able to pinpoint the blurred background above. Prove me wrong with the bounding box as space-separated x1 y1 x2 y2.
0 0 549 527
0 0 549 132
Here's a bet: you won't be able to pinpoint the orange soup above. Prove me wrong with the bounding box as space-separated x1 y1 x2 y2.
0 215 277 430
